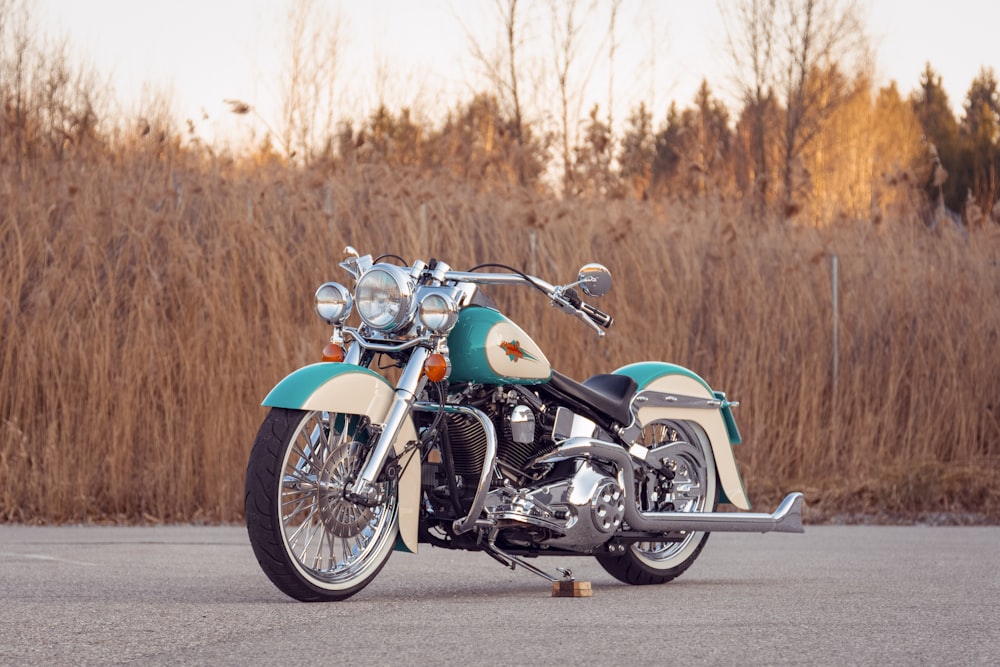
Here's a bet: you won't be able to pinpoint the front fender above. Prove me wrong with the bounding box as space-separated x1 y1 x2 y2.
263 363 397 415
262 363 420 553
615 362 751 510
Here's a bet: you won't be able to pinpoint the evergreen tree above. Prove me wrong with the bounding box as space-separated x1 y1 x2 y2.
651 102 685 196
649 81 733 199
960 67 1000 217
618 102 654 199
364 105 423 167
691 79 734 194
732 92 782 211
424 94 548 189
962 67 1000 142
869 82 925 222
571 104 615 198
910 63 962 211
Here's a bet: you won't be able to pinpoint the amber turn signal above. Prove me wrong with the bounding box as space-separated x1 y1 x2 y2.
423 353 450 382
321 342 346 362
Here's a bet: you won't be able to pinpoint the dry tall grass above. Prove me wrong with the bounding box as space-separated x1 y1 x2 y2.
2 146 998 524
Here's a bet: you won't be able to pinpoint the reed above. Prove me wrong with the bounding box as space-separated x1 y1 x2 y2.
1 146 998 524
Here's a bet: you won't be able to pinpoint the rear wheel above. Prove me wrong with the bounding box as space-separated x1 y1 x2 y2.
596 419 718 585
245 408 399 601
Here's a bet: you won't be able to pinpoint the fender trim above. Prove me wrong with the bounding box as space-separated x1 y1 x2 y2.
614 362 751 510
262 363 420 553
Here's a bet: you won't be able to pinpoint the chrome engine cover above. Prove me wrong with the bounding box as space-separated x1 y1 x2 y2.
483 461 625 551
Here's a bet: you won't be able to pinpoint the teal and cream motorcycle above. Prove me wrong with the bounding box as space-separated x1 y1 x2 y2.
245 247 804 602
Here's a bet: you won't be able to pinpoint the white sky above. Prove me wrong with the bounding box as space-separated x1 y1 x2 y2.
32 0 1000 146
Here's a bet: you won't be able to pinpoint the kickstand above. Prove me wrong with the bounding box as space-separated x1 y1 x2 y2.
485 544 571 582
484 536 593 597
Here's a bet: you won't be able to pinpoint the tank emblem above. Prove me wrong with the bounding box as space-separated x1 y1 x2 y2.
499 339 536 362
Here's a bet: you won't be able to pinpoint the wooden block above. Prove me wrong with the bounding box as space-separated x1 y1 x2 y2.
551 580 592 598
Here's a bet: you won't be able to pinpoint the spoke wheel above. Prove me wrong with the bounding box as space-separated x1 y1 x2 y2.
246 408 399 601
596 419 718 585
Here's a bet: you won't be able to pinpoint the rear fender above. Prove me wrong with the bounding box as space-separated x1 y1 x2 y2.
614 362 751 510
263 363 420 553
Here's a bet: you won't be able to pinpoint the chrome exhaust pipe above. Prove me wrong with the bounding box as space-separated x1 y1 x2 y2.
534 438 805 535
632 492 804 534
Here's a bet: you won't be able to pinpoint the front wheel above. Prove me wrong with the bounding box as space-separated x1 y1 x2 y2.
245 408 399 601
595 419 718 585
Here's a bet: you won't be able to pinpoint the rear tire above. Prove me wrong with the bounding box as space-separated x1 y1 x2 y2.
596 419 718 585
245 408 399 601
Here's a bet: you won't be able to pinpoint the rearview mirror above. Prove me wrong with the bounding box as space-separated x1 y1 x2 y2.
578 263 612 297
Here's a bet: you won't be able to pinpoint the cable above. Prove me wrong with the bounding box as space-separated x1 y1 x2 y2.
373 253 409 265
464 262 553 298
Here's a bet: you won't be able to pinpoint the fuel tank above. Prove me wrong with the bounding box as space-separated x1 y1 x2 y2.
447 306 551 384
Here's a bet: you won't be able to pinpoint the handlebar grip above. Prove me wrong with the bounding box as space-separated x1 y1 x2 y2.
581 302 613 329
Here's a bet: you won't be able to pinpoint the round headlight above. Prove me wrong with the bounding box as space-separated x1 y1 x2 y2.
418 293 459 333
315 282 353 324
355 265 414 331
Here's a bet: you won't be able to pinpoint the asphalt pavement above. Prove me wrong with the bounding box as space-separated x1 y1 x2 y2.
1 524 997 665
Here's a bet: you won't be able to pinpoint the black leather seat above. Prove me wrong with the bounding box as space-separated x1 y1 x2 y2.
547 371 637 426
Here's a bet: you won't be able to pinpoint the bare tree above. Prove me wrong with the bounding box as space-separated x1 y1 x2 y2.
606 0 622 133
279 0 342 164
0 0 34 161
0 0 107 163
548 0 599 194
778 0 868 212
722 0 869 217
34 37 104 157
721 0 777 210
458 0 532 184
502 0 524 148
461 2 524 144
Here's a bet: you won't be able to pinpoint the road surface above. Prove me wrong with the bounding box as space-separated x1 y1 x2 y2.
1 524 997 665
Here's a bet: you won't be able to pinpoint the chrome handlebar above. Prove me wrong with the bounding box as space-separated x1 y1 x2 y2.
339 247 612 336
441 270 611 336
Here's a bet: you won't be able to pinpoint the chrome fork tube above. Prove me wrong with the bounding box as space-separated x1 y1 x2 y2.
343 340 362 365
349 346 430 505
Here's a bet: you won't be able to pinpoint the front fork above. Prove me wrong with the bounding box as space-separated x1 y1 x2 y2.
346 346 430 506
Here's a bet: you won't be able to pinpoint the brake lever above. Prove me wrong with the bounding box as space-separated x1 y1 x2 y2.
574 308 607 337
550 287 606 337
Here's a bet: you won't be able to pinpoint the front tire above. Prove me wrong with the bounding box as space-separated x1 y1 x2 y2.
596 419 718 585
245 408 399 601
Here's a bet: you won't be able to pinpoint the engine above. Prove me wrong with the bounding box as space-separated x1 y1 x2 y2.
421 384 625 552
482 460 625 551
440 385 557 486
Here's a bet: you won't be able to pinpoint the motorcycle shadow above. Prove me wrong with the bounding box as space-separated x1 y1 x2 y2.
240 575 769 604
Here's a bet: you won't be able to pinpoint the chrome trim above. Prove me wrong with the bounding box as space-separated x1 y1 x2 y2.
482 461 626 549
315 282 353 324
338 247 370 279
508 405 535 444
633 391 725 410
443 271 554 290
412 402 498 535
577 263 612 297
429 260 451 283
441 270 607 336
343 341 362 365
355 264 417 332
533 438 805 534
344 328 430 352
417 291 459 334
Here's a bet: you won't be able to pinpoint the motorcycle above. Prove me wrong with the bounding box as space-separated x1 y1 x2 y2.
244 247 804 602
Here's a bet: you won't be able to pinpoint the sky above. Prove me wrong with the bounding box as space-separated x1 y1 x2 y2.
31 0 1000 147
